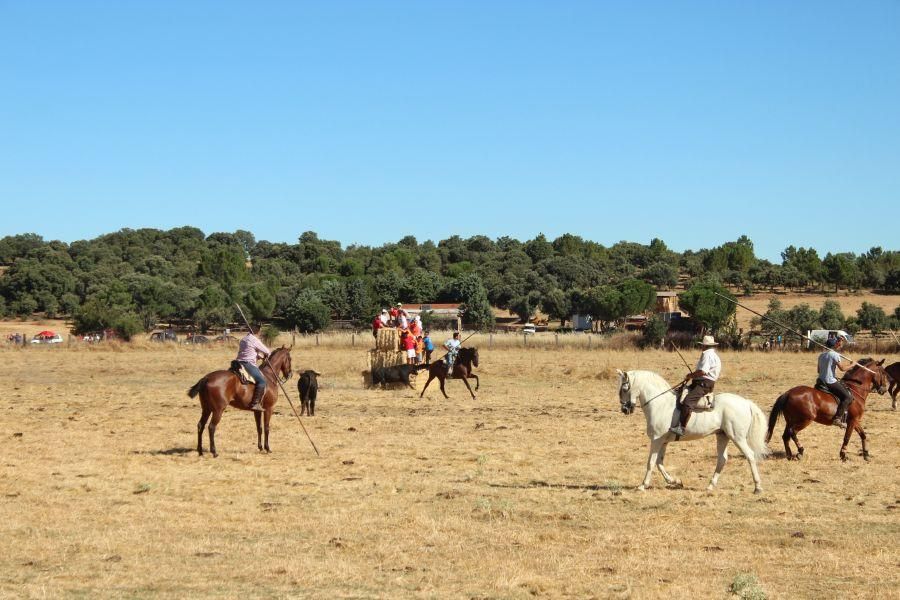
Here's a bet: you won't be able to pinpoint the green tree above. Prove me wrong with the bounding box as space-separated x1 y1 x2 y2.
510 290 542 324
198 245 249 298
642 315 668 348
679 280 736 335
856 302 887 333
445 273 494 329
823 253 861 292
818 300 845 330
244 283 277 322
617 278 655 317
541 288 572 327
643 262 678 288
285 294 331 333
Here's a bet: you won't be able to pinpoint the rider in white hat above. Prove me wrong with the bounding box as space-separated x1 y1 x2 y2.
670 335 722 437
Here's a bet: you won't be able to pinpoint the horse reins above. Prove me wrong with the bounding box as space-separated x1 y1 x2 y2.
235 303 320 457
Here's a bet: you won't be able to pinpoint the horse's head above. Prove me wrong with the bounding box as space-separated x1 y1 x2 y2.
847 358 888 395
471 347 479 368
271 346 293 382
616 369 636 415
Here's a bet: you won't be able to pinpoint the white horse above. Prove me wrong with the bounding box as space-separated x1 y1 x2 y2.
616 369 769 494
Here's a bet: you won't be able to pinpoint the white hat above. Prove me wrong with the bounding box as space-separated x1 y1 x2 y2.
699 335 718 346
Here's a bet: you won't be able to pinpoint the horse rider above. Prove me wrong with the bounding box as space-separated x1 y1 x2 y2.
670 335 721 437
236 324 271 412
817 333 853 427
444 331 461 373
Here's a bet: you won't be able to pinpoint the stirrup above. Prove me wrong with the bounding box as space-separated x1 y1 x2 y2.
669 425 685 437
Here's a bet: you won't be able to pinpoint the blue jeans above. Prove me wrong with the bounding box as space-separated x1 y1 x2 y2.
241 361 266 392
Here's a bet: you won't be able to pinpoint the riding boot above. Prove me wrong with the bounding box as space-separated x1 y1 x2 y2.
248 384 265 412
668 385 687 436
831 398 850 428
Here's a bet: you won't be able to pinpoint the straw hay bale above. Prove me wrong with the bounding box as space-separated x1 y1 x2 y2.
368 349 407 370
376 327 400 351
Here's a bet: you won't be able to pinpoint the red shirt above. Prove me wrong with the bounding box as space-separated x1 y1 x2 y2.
402 335 416 350
389 307 399 319
372 317 383 331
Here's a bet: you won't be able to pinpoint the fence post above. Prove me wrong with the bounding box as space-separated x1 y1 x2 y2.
555 333 559 348
489 332 493 348
588 334 592 350
316 334 319 346
352 333 356 347
524 333 527 348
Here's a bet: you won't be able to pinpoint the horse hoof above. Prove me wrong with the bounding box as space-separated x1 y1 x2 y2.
863 453 871 462
636 485 646 491
212 452 218 458
706 485 715 492
840 454 848 462
753 488 763 495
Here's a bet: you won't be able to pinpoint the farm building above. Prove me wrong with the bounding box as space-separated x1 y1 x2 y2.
655 291 679 313
399 303 463 330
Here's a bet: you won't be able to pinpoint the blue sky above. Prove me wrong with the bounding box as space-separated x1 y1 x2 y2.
1 1 897 261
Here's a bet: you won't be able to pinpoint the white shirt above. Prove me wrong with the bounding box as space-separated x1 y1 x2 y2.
379 313 388 325
695 348 721 382
817 349 842 384
444 338 461 353
398 315 408 329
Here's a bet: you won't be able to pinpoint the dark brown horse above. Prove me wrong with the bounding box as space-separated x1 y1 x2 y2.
188 346 293 457
885 361 900 410
766 358 889 462
419 347 479 400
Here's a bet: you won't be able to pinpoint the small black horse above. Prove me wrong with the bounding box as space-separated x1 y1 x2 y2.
420 347 479 400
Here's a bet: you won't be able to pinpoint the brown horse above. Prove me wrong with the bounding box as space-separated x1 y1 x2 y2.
886 361 900 410
419 347 479 400
188 346 293 457
766 358 889 462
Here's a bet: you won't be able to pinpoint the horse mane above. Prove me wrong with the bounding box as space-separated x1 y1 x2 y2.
628 370 672 393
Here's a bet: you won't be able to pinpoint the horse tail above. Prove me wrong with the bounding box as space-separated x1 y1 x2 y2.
187 377 208 399
747 402 770 461
765 392 788 443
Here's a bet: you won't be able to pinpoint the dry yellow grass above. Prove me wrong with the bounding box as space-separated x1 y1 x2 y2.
736 292 899 331
1 336 899 598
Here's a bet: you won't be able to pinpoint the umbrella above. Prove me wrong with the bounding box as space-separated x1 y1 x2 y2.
37 330 56 337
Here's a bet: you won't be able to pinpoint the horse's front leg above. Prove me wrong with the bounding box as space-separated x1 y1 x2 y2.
638 438 664 490
420 374 435 398
839 417 856 462
853 420 869 461
263 409 272 453
469 373 479 391
254 411 263 451
655 441 680 487
460 376 476 401
208 410 222 458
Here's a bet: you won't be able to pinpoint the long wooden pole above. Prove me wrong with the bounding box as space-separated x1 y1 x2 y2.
713 292 875 375
234 304 320 457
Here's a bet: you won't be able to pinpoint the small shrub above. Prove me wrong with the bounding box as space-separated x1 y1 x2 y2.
259 324 280 346
728 573 766 600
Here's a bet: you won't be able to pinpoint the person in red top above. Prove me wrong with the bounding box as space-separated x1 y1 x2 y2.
372 313 384 339
402 330 417 365
388 304 400 327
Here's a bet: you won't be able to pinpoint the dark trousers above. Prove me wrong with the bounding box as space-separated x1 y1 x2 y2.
679 378 715 428
824 380 852 417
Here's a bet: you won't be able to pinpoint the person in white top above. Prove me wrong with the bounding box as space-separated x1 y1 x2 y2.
670 335 722 436
444 331 461 372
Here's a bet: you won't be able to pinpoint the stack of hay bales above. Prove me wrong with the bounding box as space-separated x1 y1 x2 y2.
369 327 406 371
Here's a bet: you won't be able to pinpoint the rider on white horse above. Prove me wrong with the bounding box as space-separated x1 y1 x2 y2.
670 335 721 437
618 369 768 493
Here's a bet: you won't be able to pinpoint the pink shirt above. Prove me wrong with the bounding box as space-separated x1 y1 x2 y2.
236 333 270 363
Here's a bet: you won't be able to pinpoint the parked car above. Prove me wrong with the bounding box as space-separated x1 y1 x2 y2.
184 334 210 345
522 323 536 335
214 335 237 343
31 331 63 344
149 330 178 342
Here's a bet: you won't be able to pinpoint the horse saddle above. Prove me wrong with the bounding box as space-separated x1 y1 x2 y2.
813 378 845 401
694 393 715 410
229 361 253 386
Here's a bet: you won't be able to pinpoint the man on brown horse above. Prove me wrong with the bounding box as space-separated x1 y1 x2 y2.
817 333 853 427
670 335 721 437
237 325 271 412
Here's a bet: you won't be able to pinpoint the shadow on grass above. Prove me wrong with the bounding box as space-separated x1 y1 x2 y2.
131 447 195 456
486 480 622 491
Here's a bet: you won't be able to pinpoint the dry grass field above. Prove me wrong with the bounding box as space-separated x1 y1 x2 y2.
1 333 898 599
735 292 899 332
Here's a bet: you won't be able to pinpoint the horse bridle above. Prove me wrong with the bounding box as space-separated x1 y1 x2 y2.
619 374 679 413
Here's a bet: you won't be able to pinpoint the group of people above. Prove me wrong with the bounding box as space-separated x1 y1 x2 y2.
372 303 435 366
670 330 855 437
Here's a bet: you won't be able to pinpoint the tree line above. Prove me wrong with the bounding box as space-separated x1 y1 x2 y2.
0 228 897 339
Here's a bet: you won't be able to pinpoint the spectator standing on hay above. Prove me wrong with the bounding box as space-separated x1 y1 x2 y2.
389 304 400 327
379 309 389 326
397 307 409 330
408 315 422 337
372 312 384 339
423 331 434 364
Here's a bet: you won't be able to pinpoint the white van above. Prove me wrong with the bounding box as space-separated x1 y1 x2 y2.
806 329 853 349
522 323 536 335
